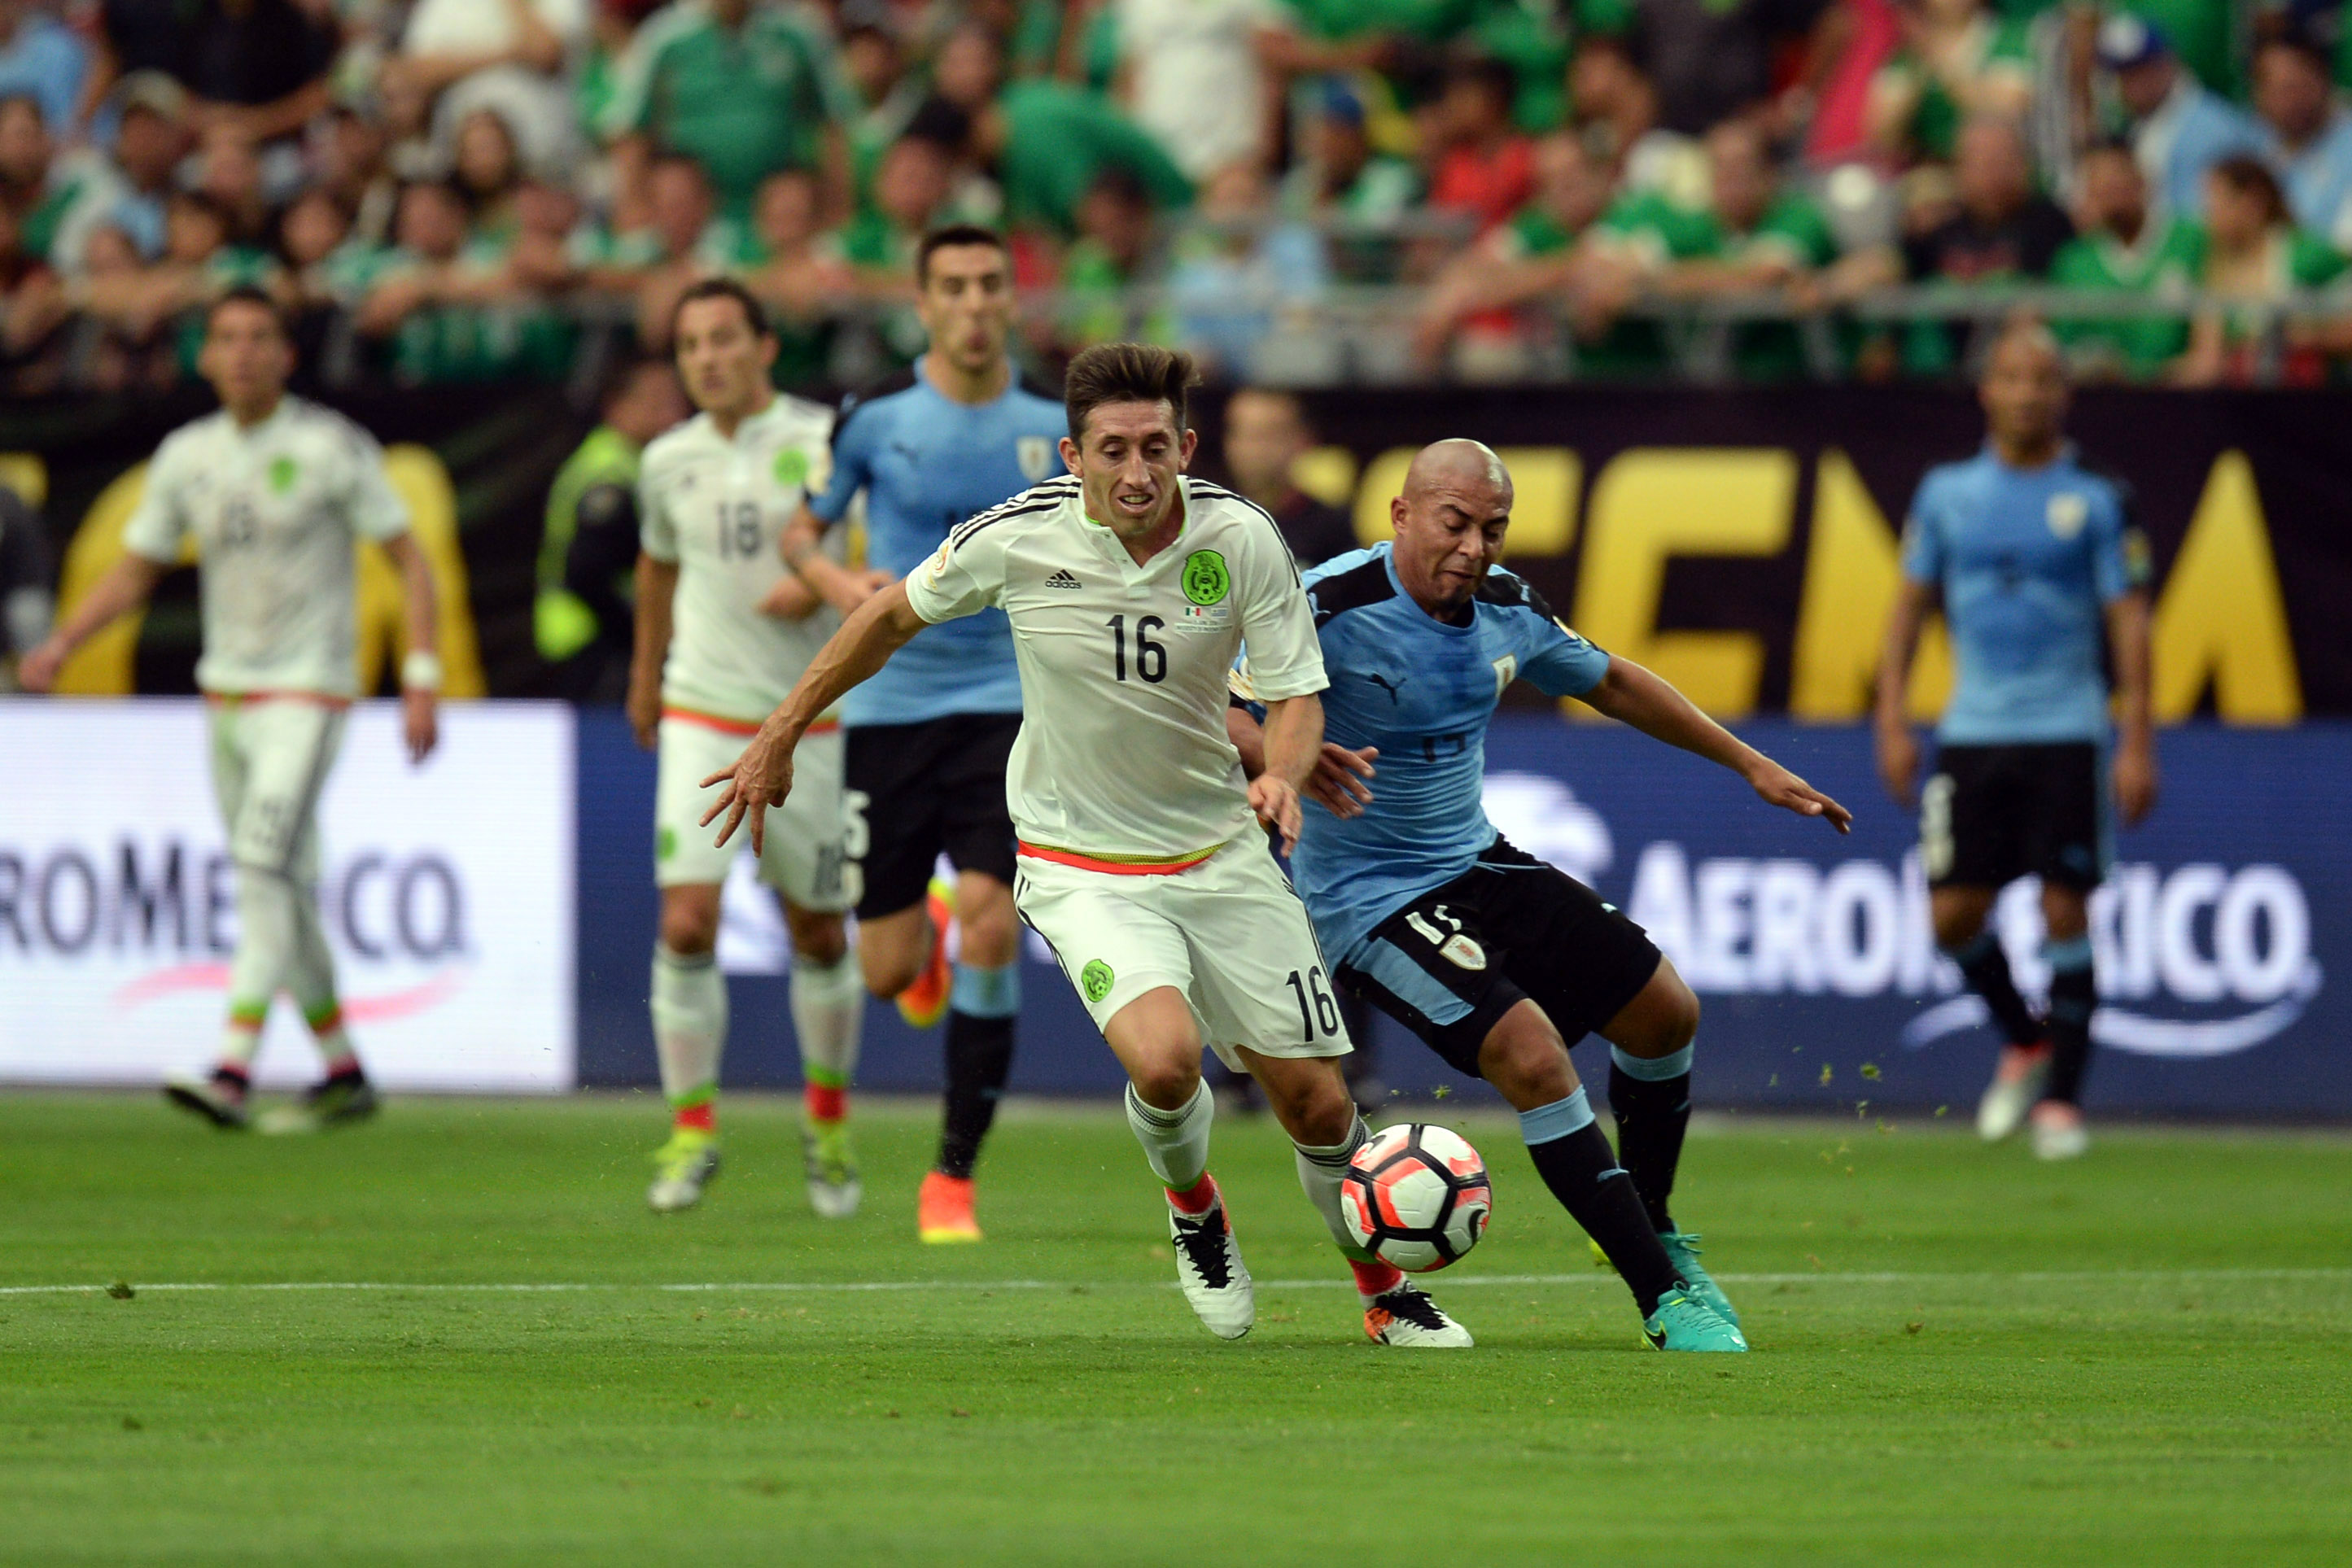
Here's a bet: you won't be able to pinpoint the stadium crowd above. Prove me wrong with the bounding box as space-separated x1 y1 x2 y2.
0 1 2348 395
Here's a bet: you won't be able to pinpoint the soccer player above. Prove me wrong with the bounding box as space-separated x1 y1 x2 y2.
627 277 865 1216
18 286 441 1133
773 225 1067 1243
1230 440 1848 1352
1876 321 2156 1161
708 343 1473 1347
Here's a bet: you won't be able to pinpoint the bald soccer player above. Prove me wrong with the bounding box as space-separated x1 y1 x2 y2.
1231 440 1852 1351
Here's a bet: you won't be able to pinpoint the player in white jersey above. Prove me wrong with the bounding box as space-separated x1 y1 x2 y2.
702 343 1472 1345
20 287 442 1133
626 278 865 1216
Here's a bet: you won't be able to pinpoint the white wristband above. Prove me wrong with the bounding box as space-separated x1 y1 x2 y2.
400 650 444 693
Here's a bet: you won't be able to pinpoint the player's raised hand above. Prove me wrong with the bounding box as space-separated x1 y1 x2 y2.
2112 732 2158 826
15 635 65 692
403 690 439 764
1875 722 1921 809
1306 744 1377 819
1748 758 1853 834
1248 774 1305 855
701 722 798 855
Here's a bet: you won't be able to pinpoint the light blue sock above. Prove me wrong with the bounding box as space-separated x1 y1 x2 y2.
951 961 1021 1019
1519 1085 1596 1147
1610 1042 1693 1081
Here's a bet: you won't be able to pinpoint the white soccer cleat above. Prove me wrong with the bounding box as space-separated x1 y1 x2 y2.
803 1122 862 1219
1168 1189 1254 1341
2031 1103 2090 1161
647 1130 721 1212
1977 1042 2051 1142
1364 1283 1474 1347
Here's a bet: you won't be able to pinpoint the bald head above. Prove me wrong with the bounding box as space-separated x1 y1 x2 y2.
1390 439 1514 615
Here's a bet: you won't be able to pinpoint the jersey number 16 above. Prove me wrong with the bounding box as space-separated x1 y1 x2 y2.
1106 614 1165 684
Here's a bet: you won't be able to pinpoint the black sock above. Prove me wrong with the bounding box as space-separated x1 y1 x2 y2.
2042 940 2096 1105
938 1010 1014 1179
1607 1046 1691 1234
1524 1103 1684 1317
1948 930 2043 1046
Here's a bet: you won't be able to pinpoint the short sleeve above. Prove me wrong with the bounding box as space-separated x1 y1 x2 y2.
1233 517 1327 701
1520 612 1611 698
1900 477 1945 585
807 395 877 525
342 426 411 542
902 515 1009 624
120 439 187 565
636 454 680 563
2091 482 2149 604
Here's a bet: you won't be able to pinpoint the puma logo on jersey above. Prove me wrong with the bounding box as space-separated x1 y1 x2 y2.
1366 671 1406 704
1045 569 1083 589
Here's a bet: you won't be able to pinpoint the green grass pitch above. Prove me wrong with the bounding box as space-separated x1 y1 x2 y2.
2 1090 2347 1565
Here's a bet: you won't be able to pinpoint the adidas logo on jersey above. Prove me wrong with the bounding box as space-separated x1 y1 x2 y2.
1045 569 1083 589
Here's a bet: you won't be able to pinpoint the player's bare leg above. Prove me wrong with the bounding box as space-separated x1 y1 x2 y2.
1933 886 2055 1142
2028 883 2095 1160
783 898 865 1216
647 884 726 1211
1477 989 1742 1350
865 870 1020 1243
1104 987 1255 1339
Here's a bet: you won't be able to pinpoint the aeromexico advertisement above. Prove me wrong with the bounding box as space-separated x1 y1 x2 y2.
0 700 575 1091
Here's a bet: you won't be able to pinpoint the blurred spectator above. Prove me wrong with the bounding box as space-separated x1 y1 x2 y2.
0 1 89 137
2048 138 2201 380
1218 387 1355 567
841 124 956 280
193 123 269 243
1901 112 2073 279
740 165 852 383
1167 161 1327 374
49 72 191 269
1599 0 1834 138
2127 0 2242 98
1869 0 2035 165
837 12 925 177
536 354 687 701
452 107 527 243
1806 0 1904 168
311 104 399 247
1061 166 1166 349
2097 14 2265 220
0 94 69 261
1425 56 1536 237
601 0 855 221
931 22 1191 234
397 0 586 179
0 472 47 687
352 178 555 382
1568 33 1702 203
1414 130 1615 366
2252 30 2352 250
119 0 341 146
2176 153 2347 386
612 152 728 350
1113 0 1288 182
1277 77 1422 251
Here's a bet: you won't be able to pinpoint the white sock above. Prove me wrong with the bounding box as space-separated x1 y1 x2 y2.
221 865 300 1070
1125 1079 1213 1194
1293 1115 1384 1268
649 944 726 1112
790 949 865 1106
286 896 358 1072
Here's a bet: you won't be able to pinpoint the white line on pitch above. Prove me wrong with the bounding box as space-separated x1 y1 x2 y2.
3 1266 2348 1299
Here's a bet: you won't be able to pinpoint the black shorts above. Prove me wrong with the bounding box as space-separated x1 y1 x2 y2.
1923 741 2108 893
1332 837 1663 1079
843 713 1021 919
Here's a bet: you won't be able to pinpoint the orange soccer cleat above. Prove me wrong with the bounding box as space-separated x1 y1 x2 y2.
918 1170 982 1243
896 878 955 1029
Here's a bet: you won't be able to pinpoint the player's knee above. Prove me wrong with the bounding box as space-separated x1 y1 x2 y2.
1279 1067 1357 1146
785 908 847 966
1129 1054 1202 1112
1480 1007 1576 1107
957 895 1019 967
2041 885 2089 941
1930 893 1991 952
659 901 719 956
1645 966 1700 1054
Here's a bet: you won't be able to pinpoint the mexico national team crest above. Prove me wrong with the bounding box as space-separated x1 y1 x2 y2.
1016 435 1055 482
772 447 810 487
2047 492 2088 539
1182 549 1231 606
268 456 299 494
1081 959 1115 1004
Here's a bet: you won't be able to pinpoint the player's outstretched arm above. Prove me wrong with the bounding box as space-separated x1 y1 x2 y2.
381 532 441 764
1226 701 1376 820
702 581 928 855
15 553 169 692
627 553 677 750
1250 694 1336 854
1873 578 1936 808
2106 589 2157 826
780 504 893 616
1580 655 1852 834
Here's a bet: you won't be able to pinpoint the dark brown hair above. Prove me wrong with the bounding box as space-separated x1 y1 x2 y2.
1065 343 1200 440
671 275 772 342
916 222 1008 285
2210 155 2289 228
207 283 288 338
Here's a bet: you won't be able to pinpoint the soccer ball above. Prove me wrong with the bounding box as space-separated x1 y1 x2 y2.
1340 1123 1492 1273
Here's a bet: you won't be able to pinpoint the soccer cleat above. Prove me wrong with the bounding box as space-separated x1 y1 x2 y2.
647 1129 722 1212
895 878 955 1029
256 1072 380 1135
2030 1101 2090 1161
163 1070 249 1130
1977 1041 2052 1142
803 1120 862 1219
917 1170 982 1243
1658 1230 1740 1330
1364 1283 1473 1347
1643 1289 1749 1352
1168 1186 1254 1340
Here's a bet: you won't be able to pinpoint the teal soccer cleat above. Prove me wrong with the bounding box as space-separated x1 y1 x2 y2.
1659 1230 1740 1330
1643 1290 1749 1352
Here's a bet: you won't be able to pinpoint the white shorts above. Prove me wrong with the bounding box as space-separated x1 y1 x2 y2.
207 696 348 881
655 716 855 911
1014 839 1353 1072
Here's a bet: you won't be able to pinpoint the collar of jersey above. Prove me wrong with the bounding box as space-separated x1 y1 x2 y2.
1382 545 1479 637
1978 439 2079 478
225 396 295 443
1076 477 1191 570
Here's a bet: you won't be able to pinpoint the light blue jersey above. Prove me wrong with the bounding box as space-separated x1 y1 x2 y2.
808 363 1065 726
1264 544 1611 964
1901 444 2148 746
